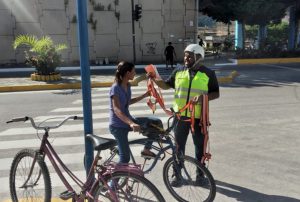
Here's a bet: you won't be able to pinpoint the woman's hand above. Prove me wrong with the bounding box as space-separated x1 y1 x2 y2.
130 123 141 132
146 72 155 79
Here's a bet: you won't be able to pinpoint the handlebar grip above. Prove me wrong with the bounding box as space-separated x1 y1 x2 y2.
6 117 29 124
170 108 175 113
74 116 83 120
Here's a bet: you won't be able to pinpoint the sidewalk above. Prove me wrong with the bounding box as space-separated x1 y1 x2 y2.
0 62 238 93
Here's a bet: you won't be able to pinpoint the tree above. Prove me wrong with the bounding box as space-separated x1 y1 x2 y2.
199 0 292 49
199 0 236 24
200 0 290 25
267 22 289 46
245 22 289 49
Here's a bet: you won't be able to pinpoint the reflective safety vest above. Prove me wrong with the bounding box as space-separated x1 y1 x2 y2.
174 69 209 118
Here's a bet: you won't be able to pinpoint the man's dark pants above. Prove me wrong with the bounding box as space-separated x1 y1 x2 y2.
174 116 204 176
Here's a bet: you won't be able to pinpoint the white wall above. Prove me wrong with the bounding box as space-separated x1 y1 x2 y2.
0 0 196 64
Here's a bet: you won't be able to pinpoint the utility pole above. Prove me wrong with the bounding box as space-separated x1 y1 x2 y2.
131 0 136 64
195 0 199 43
76 0 93 176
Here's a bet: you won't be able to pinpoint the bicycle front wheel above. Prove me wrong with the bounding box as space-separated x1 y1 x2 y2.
93 171 165 202
163 155 216 202
9 149 51 202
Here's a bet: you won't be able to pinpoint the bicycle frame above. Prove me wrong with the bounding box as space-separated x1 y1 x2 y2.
21 129 93 201
8 116 150 202
133 137 175 173
104 133 177 174
23 129 143 202
129 136 195 186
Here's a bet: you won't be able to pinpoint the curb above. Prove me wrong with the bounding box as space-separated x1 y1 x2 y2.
0 81 113 93
0 71 238 93
236 57 300 65
217 70 238 83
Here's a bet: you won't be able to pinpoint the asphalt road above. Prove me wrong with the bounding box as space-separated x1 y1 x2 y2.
0 63 300 201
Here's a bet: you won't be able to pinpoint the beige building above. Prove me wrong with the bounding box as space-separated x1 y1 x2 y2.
197 14 235 49
0 0 198 65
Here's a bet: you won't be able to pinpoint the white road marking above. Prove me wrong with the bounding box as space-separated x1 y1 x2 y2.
0 117 170 136
33 109 168 122
261 64 300 72
53 101 173 112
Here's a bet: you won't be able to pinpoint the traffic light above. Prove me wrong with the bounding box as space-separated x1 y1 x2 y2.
134 4 142 21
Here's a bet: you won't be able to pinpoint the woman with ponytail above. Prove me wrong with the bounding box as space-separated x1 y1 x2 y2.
109 61 156 164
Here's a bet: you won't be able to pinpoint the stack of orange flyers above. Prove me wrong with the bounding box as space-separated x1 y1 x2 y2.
144 64 161 79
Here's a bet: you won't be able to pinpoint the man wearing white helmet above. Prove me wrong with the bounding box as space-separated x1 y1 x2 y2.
151 43 219 186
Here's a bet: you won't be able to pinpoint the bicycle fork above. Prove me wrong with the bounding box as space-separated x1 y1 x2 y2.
173 155 193 182
20 151 43 188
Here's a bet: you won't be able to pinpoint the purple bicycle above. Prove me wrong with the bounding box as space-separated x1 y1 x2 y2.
7 116 165 202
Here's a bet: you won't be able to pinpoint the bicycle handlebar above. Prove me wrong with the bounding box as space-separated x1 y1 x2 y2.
6 116 83 130
139 108 178 137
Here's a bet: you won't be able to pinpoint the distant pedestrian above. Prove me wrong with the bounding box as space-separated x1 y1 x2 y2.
164 42 176 69
198 37 204 47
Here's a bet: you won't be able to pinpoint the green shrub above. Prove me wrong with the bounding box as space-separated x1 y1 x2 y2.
13 35 67 75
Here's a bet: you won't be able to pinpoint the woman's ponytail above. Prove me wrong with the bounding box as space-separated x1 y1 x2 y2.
114 61 134 85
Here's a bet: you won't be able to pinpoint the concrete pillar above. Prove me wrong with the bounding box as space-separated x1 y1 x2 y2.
297 19 300 47
258 24 267 49
235 21 244 49
288 6 297 50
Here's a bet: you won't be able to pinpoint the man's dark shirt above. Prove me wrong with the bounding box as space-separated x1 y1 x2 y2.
165 65 219 94
164 45 175 59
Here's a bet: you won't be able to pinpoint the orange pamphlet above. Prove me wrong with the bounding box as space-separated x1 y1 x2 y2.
144 64 161 79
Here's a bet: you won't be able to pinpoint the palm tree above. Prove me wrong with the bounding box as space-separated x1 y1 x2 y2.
13 35 67 75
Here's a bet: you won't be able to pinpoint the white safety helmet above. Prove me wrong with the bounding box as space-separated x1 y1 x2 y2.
184 44 205 58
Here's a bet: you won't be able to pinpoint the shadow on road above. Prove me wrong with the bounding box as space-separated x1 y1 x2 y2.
219 64 300 89
45 77 82 84
52 89 81 95
216 180 300 202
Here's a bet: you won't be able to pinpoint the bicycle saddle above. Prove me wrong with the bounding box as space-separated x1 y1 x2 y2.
86 134 117 151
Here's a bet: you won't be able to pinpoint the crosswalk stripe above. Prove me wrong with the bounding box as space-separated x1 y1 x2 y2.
0 136 85 150
92 85 174 91
91 90 174 98
0 138 145 171
52 101 172 112
92 85 152 91
0 152 85 171
0 170 86 194
73 98 173 105
0 117 170 136
0 145 144 194
33 109 168 122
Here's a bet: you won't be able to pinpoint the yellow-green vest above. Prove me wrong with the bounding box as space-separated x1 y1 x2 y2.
174 69 209 118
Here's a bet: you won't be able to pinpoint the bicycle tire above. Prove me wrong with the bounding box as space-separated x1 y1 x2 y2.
9 149 52 202
93 171 165 202
163 155 216 202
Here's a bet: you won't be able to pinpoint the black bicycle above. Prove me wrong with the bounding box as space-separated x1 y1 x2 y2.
102 109 216 202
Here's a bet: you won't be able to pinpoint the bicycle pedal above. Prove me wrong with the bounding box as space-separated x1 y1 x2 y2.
59 190 75 200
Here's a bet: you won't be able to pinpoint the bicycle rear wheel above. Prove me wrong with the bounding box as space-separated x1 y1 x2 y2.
9 149 51 202
93 171 165 202
163 155 216 202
